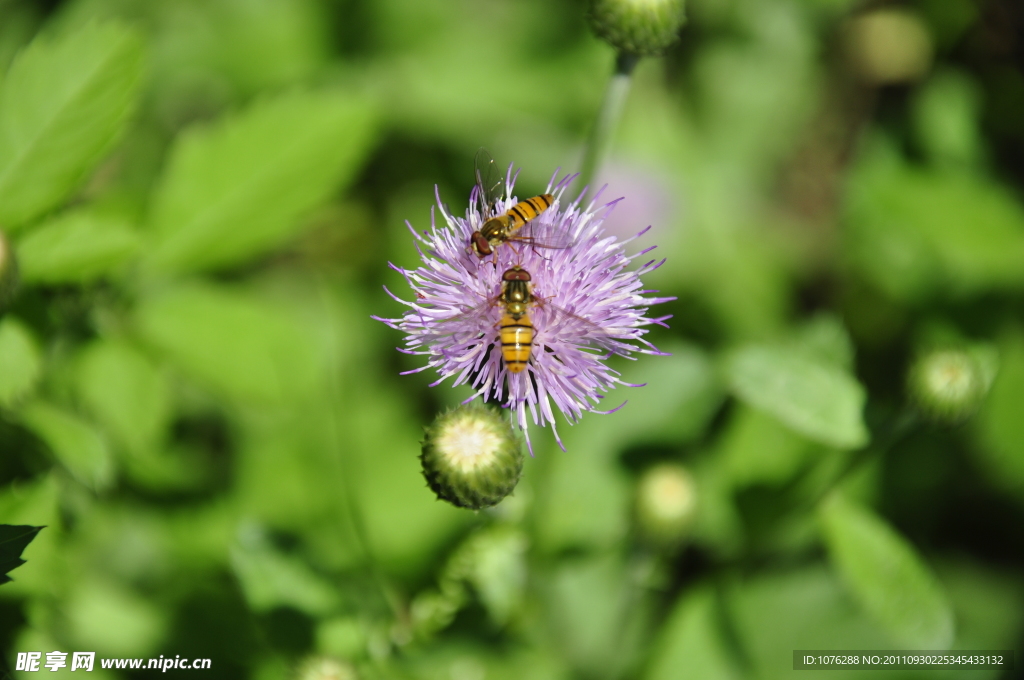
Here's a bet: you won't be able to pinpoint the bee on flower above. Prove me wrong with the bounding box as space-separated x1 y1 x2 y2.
374 157 673 452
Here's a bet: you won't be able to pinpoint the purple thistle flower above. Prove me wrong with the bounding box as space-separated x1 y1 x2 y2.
374 164 674 452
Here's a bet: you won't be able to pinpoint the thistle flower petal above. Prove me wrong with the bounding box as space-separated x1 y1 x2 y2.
378 163 673 451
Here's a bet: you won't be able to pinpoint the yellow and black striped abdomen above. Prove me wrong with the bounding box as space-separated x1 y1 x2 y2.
499 312 534 373
505 194 553 232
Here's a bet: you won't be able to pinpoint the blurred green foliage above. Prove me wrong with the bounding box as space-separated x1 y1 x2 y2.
0 0 1023 679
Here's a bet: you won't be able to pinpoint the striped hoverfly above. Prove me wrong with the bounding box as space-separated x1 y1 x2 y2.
468 149 573 258
430 265 622 374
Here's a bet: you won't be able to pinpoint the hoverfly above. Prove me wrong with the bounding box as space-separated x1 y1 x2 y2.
496 266 535 373
469 149 573 258
430 266 622 374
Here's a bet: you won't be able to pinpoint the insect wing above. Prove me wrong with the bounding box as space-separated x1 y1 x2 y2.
474 148 504 217
512 218 575 250
535 300 631 355
423 293 500 342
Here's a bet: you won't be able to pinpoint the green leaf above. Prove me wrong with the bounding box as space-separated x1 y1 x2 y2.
118 443 210 493
134 283 320 404
230 526 340 616
819 495 955 648
547 554 642 678
0 476 60 598
974 331 1024 503
141 90 376 275
936 560 1023 652
20 400 114 490
246 400 451 589
0 524 43 586
534 450 630 553
575 343 725 453
645 586 741 680
912 69 982 168
16 210 140 283
725 344 869 449
160 0 329 97
0 316 42 407
398 643 565 680
535 345 723 553
0 22 144 229
458 527 528 627
342 381 474 577
315 617 365 660
727 565 901 678
792 314 855 370
74 339 170 455
846 142 1024 300
690 459 745 559
65 578 167 657
719 406 818 488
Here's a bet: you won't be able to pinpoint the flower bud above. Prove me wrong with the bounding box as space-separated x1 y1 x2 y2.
908 349 987 423
588 0 687 57
844 9 933 85
420 404 523 510
0 229 18 309
294 656 358 680
635 463 697 546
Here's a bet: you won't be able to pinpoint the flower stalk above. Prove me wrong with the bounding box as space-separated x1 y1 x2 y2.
579 0 687 194
578 52 640 198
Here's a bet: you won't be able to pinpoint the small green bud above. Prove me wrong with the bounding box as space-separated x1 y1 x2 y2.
908 349 987 423
844 9 933 85
420 404 523 510
294 656 358 680
635 463 697 546
588 0 687 57
0 229 18 309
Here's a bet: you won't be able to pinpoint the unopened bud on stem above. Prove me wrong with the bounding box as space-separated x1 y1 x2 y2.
588 0 687 57
295 656 358 680
908 349 988 423
420 404 523 510
635 463 697 546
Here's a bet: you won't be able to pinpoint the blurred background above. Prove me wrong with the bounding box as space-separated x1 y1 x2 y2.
0 0 1022 678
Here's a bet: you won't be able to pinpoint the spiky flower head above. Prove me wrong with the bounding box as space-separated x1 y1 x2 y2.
420 403 523 510
376 161 672 452
588 0 687 57
908 348 988 423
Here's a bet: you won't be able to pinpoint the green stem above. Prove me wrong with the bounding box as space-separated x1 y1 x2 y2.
578 51 641 200
808 409 920 509
318 278 402 624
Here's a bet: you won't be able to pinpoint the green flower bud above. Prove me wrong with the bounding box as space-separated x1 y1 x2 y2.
420 404 523 510
908 349 987 423
588 0 687 57
844 9 933 85
635 463 697 546
0 229 18 309
294 656 358 680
